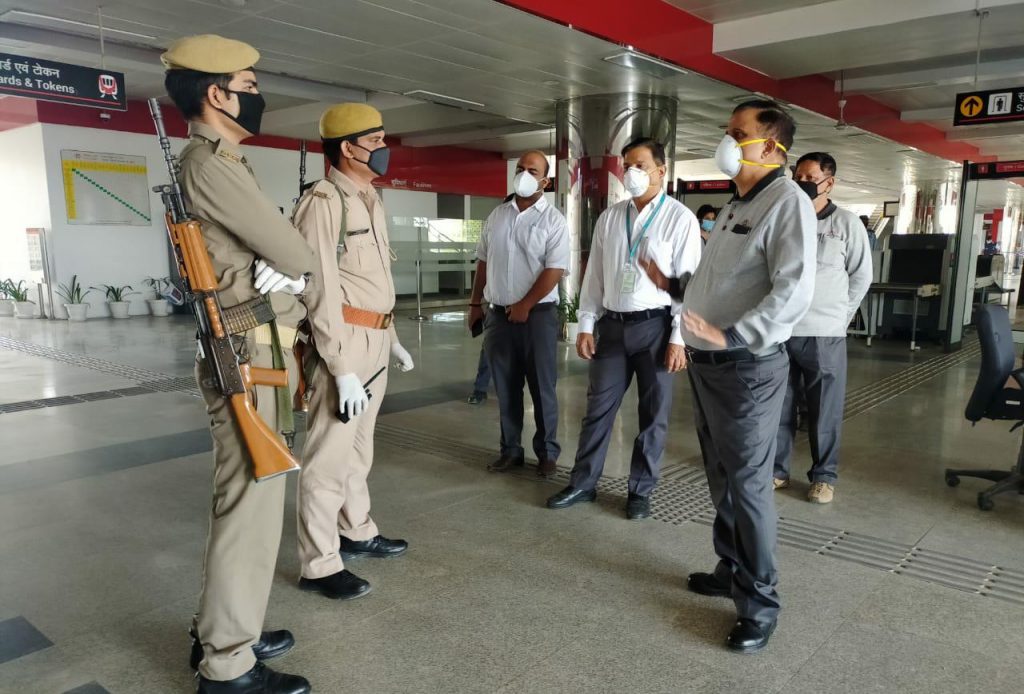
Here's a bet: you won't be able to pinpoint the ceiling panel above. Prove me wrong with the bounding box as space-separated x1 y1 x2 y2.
663 0 832 23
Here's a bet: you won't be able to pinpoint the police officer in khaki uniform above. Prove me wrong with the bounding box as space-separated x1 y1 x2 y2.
162 34 314 694
293 104 412 600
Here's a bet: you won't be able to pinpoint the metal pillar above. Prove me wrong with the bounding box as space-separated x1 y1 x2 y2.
555 93 678 297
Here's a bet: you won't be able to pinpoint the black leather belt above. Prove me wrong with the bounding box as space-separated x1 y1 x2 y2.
685 345 783 365
490 302 556 313
604 307 670 323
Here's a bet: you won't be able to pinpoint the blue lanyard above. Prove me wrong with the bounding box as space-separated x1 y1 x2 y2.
625 193 666 262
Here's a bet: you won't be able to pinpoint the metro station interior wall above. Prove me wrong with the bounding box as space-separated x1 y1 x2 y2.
39 123 326 319
0 124 49 284
380 187 439 295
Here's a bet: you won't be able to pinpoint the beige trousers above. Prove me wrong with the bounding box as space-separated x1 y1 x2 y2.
297 324 389 579
194 342 287 681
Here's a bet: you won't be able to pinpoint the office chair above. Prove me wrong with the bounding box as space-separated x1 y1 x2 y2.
945 304 1024 510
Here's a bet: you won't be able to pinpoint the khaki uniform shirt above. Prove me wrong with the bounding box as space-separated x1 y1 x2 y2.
177 122 315 328
292 167 397 377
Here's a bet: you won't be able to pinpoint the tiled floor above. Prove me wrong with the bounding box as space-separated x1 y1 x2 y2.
1 310 1023 693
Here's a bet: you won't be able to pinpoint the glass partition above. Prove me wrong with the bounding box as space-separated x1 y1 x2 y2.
389 217 483 307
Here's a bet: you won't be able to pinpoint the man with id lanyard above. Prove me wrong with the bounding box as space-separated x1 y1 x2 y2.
546 137 701 519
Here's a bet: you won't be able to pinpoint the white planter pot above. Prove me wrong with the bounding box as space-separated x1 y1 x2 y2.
565 322 580 343
109 301 131 319
65 303 89 321
148 298 171 317
15 301 36 319
0 299 14 317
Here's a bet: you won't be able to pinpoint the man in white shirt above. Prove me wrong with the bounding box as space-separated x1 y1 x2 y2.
546 138 701 519
468 151 570 477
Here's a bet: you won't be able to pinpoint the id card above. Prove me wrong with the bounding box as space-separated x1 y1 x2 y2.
621 265 639 294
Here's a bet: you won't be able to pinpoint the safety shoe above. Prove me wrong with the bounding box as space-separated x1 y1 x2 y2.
537 457 557 478
196 662 310 694
772 477 790 490
189 628 294 670
807 482 834 504
340 534 408 559
488 455 525 472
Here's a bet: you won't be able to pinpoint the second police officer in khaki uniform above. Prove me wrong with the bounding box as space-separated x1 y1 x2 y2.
293 104 413 600
161 35 315 694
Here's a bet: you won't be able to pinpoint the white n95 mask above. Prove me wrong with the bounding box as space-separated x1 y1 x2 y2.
513 171 539 198
714 134 787 178
623 167 651 198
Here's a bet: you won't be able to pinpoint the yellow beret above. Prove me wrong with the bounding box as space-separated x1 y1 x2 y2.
161 34 259 73
319 103 383 140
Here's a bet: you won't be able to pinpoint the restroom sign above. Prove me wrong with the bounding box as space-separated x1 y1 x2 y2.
954 86 1024 126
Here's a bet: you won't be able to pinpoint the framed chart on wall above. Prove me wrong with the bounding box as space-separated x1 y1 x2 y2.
60 150 152 226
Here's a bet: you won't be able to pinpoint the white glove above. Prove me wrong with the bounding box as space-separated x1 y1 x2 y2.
391 342 414 372
336 373 368 418
254 259 306 295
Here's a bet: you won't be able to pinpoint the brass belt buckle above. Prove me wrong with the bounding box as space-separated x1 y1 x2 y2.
381 313 393 329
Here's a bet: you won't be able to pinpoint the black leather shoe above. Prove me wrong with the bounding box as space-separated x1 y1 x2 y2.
626 493 650 520
537 457 557 478
197 661 310 694
298 570 372 600
686 572 732 598
488 455 525 472
190 628 294 670
466 392 487 405
339 534 408 559
726 618 777 653
546 486 597 509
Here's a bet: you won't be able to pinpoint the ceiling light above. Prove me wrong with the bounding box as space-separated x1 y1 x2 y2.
603 51 688 79
403 90 484 109
1 10 158 40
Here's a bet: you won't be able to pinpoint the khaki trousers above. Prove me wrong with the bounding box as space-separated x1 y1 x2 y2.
297 324 389 579
194 342 287 682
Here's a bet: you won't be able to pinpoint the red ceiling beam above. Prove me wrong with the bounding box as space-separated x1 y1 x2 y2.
499 0 993 164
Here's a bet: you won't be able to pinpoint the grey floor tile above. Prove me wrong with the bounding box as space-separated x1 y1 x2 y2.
777 622 1018 694
0 616 53 665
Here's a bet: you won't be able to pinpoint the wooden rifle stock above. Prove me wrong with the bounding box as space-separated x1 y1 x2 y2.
163 216 300 482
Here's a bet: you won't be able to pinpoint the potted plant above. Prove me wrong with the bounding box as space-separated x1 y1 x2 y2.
0 280 14 317
144 276 172 317
57 275 93 321
93 284 137 319
559 291 581 343
6 280 36 319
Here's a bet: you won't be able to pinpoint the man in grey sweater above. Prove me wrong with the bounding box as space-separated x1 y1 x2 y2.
775 152 872 504
660 100 816 654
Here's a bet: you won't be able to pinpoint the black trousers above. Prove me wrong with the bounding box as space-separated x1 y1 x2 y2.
688 349 789 624
483 304 560 461
774 336 848 484
569 314 674 496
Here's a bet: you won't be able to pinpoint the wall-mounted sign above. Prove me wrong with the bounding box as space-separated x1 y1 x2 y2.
680 179 736 194
61 150 151 225
953 87 1024 126
969 160 1024 180
0 52 127 111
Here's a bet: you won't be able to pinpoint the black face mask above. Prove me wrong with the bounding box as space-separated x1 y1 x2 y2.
797 179 826 201
219 89 266 136
352 142 390 176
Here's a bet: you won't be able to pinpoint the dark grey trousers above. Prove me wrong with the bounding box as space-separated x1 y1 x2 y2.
774 336 848 485
483 304 560 461
569 314 674 497
688 349 789 624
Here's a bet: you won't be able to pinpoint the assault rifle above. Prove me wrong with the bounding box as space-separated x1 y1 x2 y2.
148 97 300 481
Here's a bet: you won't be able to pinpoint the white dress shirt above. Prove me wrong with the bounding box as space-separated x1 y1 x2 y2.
578 192 702 345
476 196 570 306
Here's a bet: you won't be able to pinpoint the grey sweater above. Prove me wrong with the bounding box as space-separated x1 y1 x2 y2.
792 202 873 337
682 169 817 355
